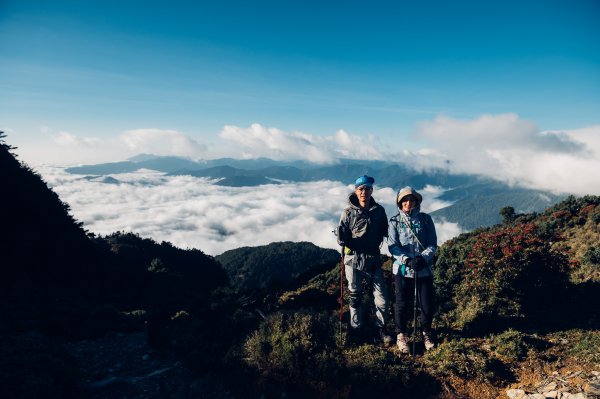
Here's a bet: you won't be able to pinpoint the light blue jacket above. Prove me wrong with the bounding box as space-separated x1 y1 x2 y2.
388 206 437 278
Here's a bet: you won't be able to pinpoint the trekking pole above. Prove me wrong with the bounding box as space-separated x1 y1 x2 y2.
412 265 418 359
400 212 425 359
339 246 345 346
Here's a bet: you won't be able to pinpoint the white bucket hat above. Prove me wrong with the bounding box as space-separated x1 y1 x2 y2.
396 186 422 206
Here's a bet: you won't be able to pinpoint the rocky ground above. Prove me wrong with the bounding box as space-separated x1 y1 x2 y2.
504 369 600 399
62 331 234 399
53 330 600 399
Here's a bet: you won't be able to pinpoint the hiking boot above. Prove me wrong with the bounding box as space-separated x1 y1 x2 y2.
423 332 435 351
378 328 393 345
396 333 409 353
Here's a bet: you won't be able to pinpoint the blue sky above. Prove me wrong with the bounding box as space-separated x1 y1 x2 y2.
1 0 599 186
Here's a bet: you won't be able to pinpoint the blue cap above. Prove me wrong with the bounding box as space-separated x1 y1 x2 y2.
354 175 375 188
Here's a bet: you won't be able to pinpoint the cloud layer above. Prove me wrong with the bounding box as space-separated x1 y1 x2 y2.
39 167 460 256
27 113 600 196
410 114 600 195
219 123 383 163
120 129 207 158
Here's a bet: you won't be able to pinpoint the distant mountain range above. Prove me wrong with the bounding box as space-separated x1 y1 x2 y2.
66 154 566 230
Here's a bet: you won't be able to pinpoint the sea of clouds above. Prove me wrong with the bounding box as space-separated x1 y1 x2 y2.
23 113 600 197
37 166 461 256
18 112 600 255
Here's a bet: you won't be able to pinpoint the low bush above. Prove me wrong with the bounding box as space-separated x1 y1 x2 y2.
488 329 528 361
559 329 600 365
244 311 336 379
435 223 569 332
423 339 495 382
343 345 411 385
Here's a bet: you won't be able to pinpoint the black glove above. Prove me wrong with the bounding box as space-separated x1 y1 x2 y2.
337 224 351 246
406 256 426 272
405 258 416 271
415 255 427 271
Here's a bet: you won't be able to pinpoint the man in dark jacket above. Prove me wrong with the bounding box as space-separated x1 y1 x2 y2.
337 175 391 344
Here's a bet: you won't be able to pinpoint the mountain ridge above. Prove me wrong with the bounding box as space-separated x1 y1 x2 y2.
65 153 567 231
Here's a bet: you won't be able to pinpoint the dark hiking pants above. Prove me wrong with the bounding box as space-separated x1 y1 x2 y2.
394 274 434 334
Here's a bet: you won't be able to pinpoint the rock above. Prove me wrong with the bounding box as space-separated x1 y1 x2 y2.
530 394 546 399
585 381 600 395
545 391 559 399
570 394 586 399
86 376 127 389
542 382 558 392
507 389 526 399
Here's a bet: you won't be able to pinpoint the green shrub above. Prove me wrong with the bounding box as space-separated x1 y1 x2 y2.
561 330 600 365
488 329 527 361
423 339 494 382
434 233 478 311
343 345 411 385
148 257 168 273
582 247 600 265
435 223 569 331
244 311 336 379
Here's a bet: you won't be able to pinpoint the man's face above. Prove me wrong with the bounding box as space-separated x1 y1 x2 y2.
355 185 373 207
401 195 418 213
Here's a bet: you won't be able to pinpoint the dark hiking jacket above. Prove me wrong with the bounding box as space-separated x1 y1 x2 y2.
337 193 388 272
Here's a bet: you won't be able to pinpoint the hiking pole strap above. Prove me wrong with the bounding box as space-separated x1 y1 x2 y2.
400 212 425 251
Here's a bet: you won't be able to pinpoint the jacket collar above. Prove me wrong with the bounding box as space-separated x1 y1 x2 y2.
398 205 420 218
349 193 377 211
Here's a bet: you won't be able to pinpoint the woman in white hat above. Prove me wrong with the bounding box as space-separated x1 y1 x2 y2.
388 186 438 353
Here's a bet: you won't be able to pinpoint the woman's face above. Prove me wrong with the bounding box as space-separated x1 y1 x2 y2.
400 195 418 213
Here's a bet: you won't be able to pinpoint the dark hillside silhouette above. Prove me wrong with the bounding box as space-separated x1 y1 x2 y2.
0 132 111 304
0 132 228 328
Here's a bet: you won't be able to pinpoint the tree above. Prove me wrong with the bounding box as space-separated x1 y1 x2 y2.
500 206 515 224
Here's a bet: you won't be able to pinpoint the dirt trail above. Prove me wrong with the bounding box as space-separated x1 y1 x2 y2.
63 331 194 399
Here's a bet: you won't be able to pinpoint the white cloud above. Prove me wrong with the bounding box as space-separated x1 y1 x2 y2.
216 118 599 196
333 129 384 160
53 131 100 146
418 113 538 147
36 167 460 256
418 113 584 153
431 219 463 245
408 114 600 195
120 129 206 158
15 127 208 165
19 114 600 197
219 123 383 163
